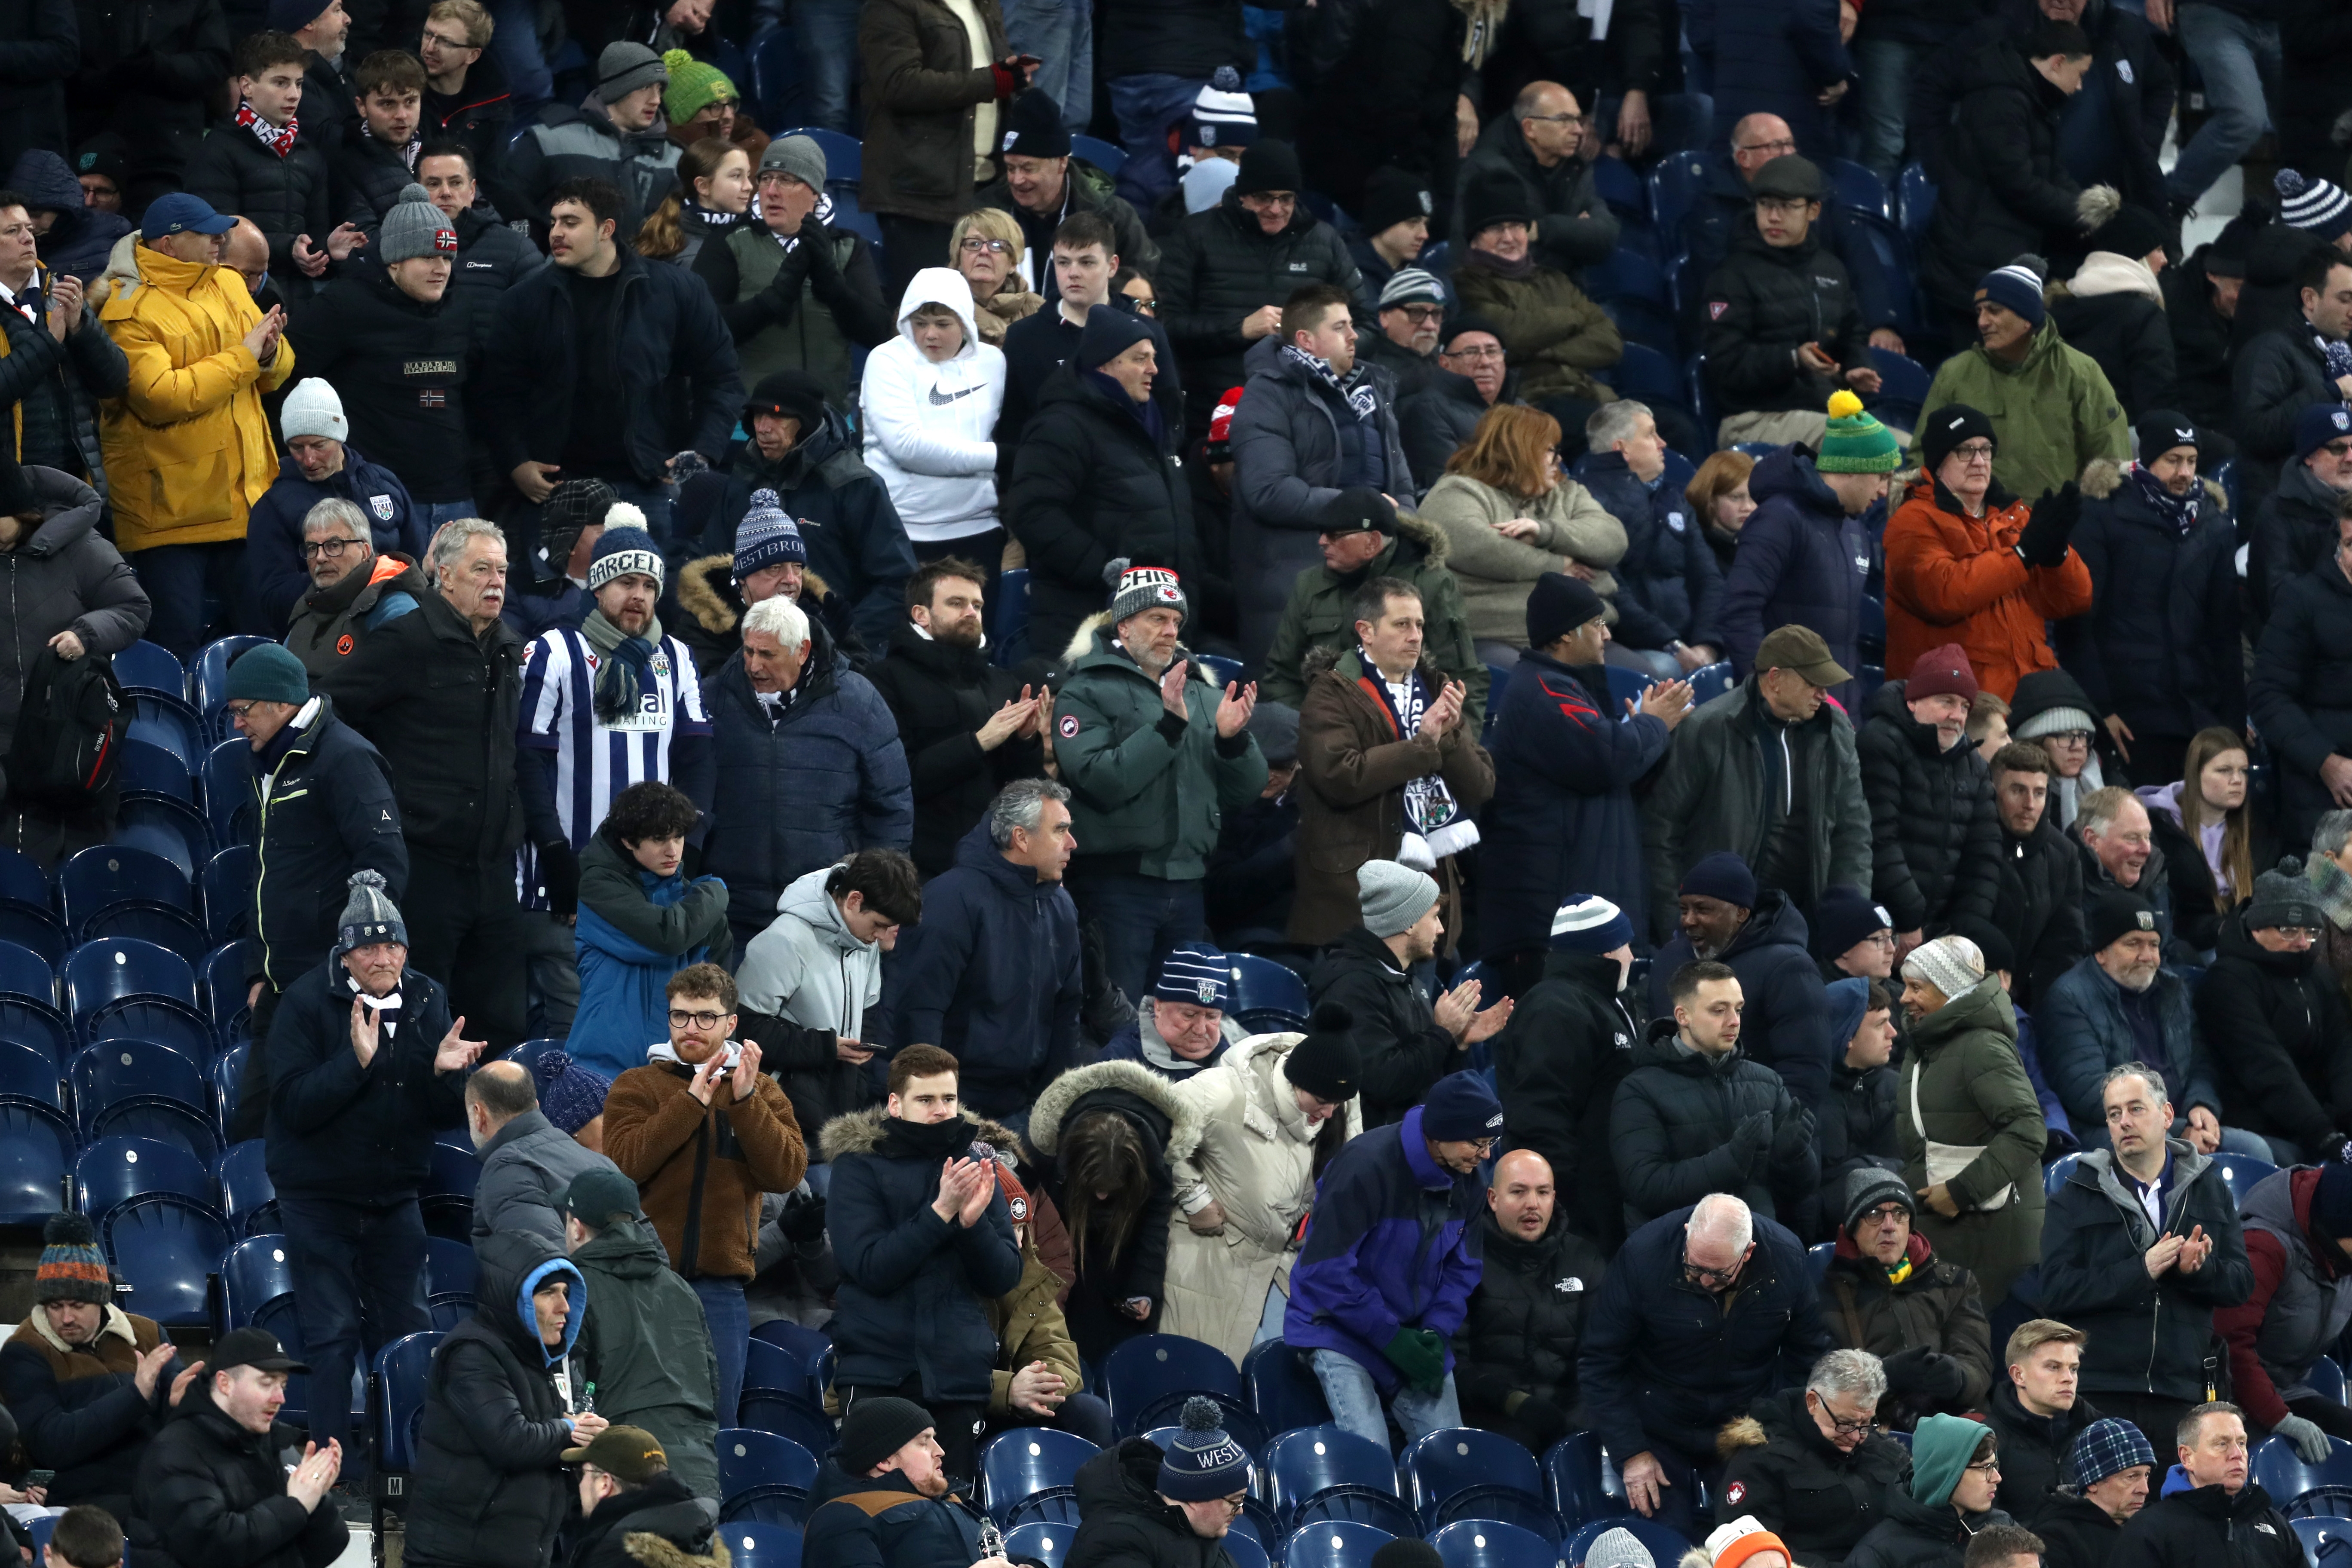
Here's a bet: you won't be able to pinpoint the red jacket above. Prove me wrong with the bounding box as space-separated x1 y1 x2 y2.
1884 475 2093 699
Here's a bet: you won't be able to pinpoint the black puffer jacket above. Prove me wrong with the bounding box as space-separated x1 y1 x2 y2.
1718 1385 1913 1568
0 466 148 755
1309 922 1463 1127
2248 548 2352 844
866 619 1044 876
285 270 473 503
2035 1491 2125 1568
1702 222 1871 419
1847 1489 2014 1568
2050 277 2175 420
2234 328 2335 516
1820 1057 1901 1195
132 1393 347 1568
2107 1482 2304 1568
1610 1018 1817 1230
1396 370 1486 499
447 203 544 343
1066 1439 1231 1568
180 123 334 273
1919 39 2083 315
1994 817 2088 1011
2199 909 2352 1154
1455 1207 1610 1450
2281 0 2352 181
247 698 407 992
1494 947 1642 1247
1005 361 1202 659
1645 891 1837 1116
1981 1378 2103 1523
1156 188 1362 426
263 956 465 1197
2163 253 2237 437
1818 1235 1994 1419
2250 451 2343 635
405 1234 585 1568
331 128 416 225
1856 679 2002 935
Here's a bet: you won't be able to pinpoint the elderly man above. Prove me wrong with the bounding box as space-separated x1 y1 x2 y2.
0 187 128 498
98 192 294 655
1718 1349 1912 1568
265 870 485 1476
2252 507 2352 845
282 498 428 676
1817 1169 1994 1424
977 89 1158 313
223 642 405 1139
2041 1067 2255 1457
1642 853 1834 1117
323 517 531 1048
1580 1193 1835 1538
1358 267 1446 387
1988 743 2089 1009
466 1059 623 1247
243 379 420 637
1056 564 1266 1003
2038 889 2223 1152
2108 1404 2300 1568
2251 404 2352 634
1856 645 2004 949
2071 786 2180 949
1457 82 1621 274
2036 1418 2156 1568
1098 943 1234 1082
1455 1149 1612 1451
1399 313 1512 497
701 592 911 955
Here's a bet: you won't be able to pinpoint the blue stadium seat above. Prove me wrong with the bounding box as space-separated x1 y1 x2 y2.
211 1043 248 1140
718 1428 819 1524
1484 662 1511 746
113 640 187 701
1605 666 1648 714
2293 1516 2352 1560
1004 1523 1070 1568
1564 1516 1691 1565
501 1037 572 1076
189 637 274 739
419 1134 480 1240
981 1428 1099 1525
0 998 71 1066
1543 1433 1619 1528
748 29 801 130
1265 1425 1400 1526
0 1100 75 1224
128 701 204 770
1810 1241 1834 1280
1227 1529 1271 1568
0 1036 66 1109
60 845 193 933
372 1330 445 1512
0 939 56 1009
0 846 48 907
1072 134 1126 174
0 902 66 968
746 1337 809 1398
1855 665 1885 709
1831 211 1923 347
219 1137 277 1237
115 796 215 882
825 186 883 246
991 567 1031 669
75 1134 216 1223
2044 1152 2083 1197
103 1191 230 1325
778 127 861 184
2254 1433 2352 1513
1867 348 1931 434
201 848 257 946
200 938 256 1040
425 1235 478 1330
120 740 195 805
1590 156 1648 222
1585 249 1676 354
2208 1152 2279 1206
1197 653 1244 691
1244 1339 1335 1434
81 895 210 964
1826 159 1892 223
1290 1490 1419 1537
72 1036 209 1122
1283 1521 1394 1568
1604 343 1694 427
216 1233 295 1329
1688 662 1735 704
1896 164 1937 245
1648 150 1712 245
201 741 257 850
90 1093 220 1164
1228 954 1309 1032
1105 1332 1243 1436
1430 1520 1559 1568
1684 350 1717 443
738 1390 837 1458
25 1518 54 1561
2314 1357 2349 1406
1400 1429 1548 1531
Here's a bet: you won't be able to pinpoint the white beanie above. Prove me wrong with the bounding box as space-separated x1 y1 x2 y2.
1902 935 1987 1004
281 379 347 444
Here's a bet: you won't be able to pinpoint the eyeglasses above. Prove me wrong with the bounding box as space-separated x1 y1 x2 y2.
1966 1458 2003 1475
1755 198 1813 217
1525 112 1583 127
1680 1250 1743 1289
300 536 365 558
2046 731 2094 748
1129 296 1158 314
2327 441 2352 458
224 701 264 720
1446 345 1507 362
1862 1203 1909 1225
959 236 1010 254
2271 927 2322 943
1240 191 1298 209
667 1009 728 1029
1736 137 1799 157
1951 441 1995 462
1810 1395 1874 1435
420 26 474 48
1391 304 1445 324
1859 931 1896 949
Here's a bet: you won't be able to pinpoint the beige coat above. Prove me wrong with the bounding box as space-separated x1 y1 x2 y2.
1158 1032 1362 1365
1418 472 1630 646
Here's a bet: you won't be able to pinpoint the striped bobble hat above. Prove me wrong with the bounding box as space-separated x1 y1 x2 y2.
1550 894 1634 954
1815 389 1902 474
1184 65 1258 150
2278 168 2352 240
734 489 806 579
36 1213 111 1305
1156 1396 1253 1500
1152 942 1231 1011
1975 257 2047 328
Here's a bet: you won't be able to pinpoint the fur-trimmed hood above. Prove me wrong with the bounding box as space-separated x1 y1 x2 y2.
1717 1413 1770 1460
1026 1058 1204 1159
815 1103 1018 1162
1056 609 1223 674
623 1529 730 1568
673 552 837 637
2077 456 2227 511
14 1302 140 1358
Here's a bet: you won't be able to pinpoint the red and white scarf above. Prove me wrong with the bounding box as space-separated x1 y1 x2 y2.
236 101 300 158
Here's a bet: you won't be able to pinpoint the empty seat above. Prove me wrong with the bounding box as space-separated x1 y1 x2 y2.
120 740 195 805
201 741 257 850
60 845 193 932
1244 1340 1333 1433
777 126 861 183
1429 1520 1560 1568
1071 133 1125 173
1002 1524 1068 1568
980 1427 1097 1524
738 1390 836 1459
718 1429 819 1524
1400 1429 1549 1530
199 938 257 1040
371 1328 446 1537
75 1134 217 1223
64 937 200 1030
0 939 57 1008
216 1232 296 1329
1105 1333 1244 1436
103 1192 231 1325
0 899 66 967
1 998 73 1065
725 1527 802 1568
991 567 1031 669
1265 1425 1400 1526
0 1037 65 1109
200 848 257 946
419 1132 480 1239
0 1101 75 1224
1225 956 1309 1033
218 1138 278 1236
113 640 187 701
211 1043 249 1143
71 1038 209 1128
1282 1520 1394 1568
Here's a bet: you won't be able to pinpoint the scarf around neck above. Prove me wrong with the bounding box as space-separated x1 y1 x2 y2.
360 117 423 169
686 198 744 230
582 606 665 724
1355 644 1479 868
2318 331 2352 385
2126 461 2199 535
1469 246 1537 281
238 101 300 158
1283 344 1378 423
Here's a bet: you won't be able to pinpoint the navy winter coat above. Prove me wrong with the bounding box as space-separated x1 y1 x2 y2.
886 818 1084 1118
246 698 406 992
1577 450 1726 653
241 450 421 635
263 957 466 1200
1721 444 1876 711
2249 554 2352 845
701 619 913 945
1478 652 1673 956
1686 0 1854 160
1646 891 1834 1116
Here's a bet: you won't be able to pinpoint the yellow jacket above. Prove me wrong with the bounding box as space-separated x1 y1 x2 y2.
96 239 293 553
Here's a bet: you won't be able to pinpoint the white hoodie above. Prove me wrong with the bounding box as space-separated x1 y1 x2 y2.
734 862 884 1040
859 266 1006 542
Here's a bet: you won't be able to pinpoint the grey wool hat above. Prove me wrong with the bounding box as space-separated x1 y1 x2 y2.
597 41 668 102
1357 860 1439 938
758 135 827 192
2248 856 2326 931
379 183 456 264
336 869 408 956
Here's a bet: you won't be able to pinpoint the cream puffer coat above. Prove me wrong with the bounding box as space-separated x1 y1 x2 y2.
1157 1032 1362 1365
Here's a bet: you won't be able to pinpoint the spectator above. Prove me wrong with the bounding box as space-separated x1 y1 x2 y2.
0 1215 197 1513
2251 505 2352 845
2064 415 2242 772
2141 731 2271 956
570 781 732 1076
2041 1065 2256 1453
1956 915 2076 1145
1097 943 1231 1083
1886 407 2092 701
634 137 748 270
799 1399 994 1566
1357 266 1444 394
1643 625 1872 947
1005 303 1206 658
1204 700 1301 949
265 870 481 1476
2036 1420 2156 1568
951 207 1041 348
2043 210 2175 424
1981 1320 2103 1520
1844 1415 2016 1568
1578 1194 1834 1536
562 1424 713 1568
537 1050 613 1152
467 1058 621 1247
977 1153 1111 1448
94 193 292 656
1488 897 1634 1244
2217 1157 2352 1466
414 144 542 328
1158 139 1368 422
1614 958 1816 1229
1455 84 1620 275
225 643 404 1136
330 49 426 226
0 456 147 865
321 518 530 1047
66 0 225 211
735 848 918 1143
866 558 1043 876
701 592 912 953
820 1044 1023 1485
1857 645 2003 946
416 3 512 208
1399 315 1516 501
1819 1170 1995 1425
560 1171 721 1503
2039 888 2223 1151
859 268 1006 575
1452 1148 1607 1451
693 137 891 401
1480 576 1687 970
1025 1057 1185 1362
479 178 739 542
1159 1010 1360 1360
1988 743 2089 1010
2007 671 2116 836
1643 853 1837 1118
1063 1400 1264 1568
1450 169 1626 429
181 33 346 281
2235 252 2352 527
1702 155 1878 450
1820 977 1902 1195
242 383 419 637
0 186 126 496
2166 219 2257 438
2200 860 2352 1164
658 50 736 154
975 90 1157 310
886 781 1083 1121
2074 788 2183 950
1054 563 1266 1001
508 43 679 235
1970 694 2012 765
2251 403 2352 635
404 1233 604 1568
1895 934 2048 1307
277 493 430 682
1813 886 1897 985
2107 1404 2300 1568
1579 401 1728 683
1721 396 1899 707
857 0 1024 302
1285 1072 1499 1451
604 963 805 1427
273 0 351 151
1717 1348 1912 1568
2309 812 2352 1008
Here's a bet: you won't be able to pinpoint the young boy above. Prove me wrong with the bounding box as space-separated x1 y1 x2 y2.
183 31 363 277
568 781 732 1078
334 50 428 225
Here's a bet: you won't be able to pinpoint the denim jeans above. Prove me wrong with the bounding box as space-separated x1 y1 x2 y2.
1252 1283 1287 1348
415 499 483 553
276 1192 430 1458
789 0 863 131
692 1275 749 1429
1850 40 1921 183
129 539 245 658
1309 1349 1460 1453
1066 870 1205 1005
1002 0 1093 134
1109 73 1210 209
2167 4 2281 205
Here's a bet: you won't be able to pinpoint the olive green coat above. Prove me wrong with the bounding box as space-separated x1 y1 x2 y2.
1898 977 2048 1308
1417 471 1629 647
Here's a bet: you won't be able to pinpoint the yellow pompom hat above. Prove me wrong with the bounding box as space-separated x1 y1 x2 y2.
1815 388 1902 474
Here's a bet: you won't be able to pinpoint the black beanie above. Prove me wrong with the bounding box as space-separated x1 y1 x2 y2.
1440 312 1505 353
1078 303 1155 371
2087 888 2159 952
2092 203 2171 263
1947 916 2015 976
2132 409 2199 465
1920 403 1996 475
837 1396 937 1474
0 453 31 519
1235 139 1301 196
1525 571 1607 649
1359 167 1433 235
1462 167 1536 240
1284 1004 1361 1102
1000 88 1071 160
746 369 830 433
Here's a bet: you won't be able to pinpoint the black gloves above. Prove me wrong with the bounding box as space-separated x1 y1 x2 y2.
1882 1345 1969 1406
1730 1110 1774 1166
2015 483 2082 568
538 838 579 918
1770 1104 1814 1164
779 1187 828 1243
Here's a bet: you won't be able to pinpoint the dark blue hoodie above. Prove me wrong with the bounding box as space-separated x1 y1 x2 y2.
1720 444 1878 711
6 151 134 285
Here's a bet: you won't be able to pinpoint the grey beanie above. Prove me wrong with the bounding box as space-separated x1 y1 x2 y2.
597 41 668 102
1841 1165 1916 1237
2248 856 2326 931
1357 860 1439 938
758 135 827 192
379 183 456 265
336 869 408 956
1580 1528 1657 1568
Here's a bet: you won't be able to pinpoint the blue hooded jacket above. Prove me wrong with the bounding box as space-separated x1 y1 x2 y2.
1720 444 1878 712
570 848 729 1079
1284 1105 1485 1392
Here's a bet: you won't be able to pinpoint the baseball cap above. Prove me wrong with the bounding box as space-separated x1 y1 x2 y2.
560 1424 670 1482
1754 624 1852 687
210 1326 309 1375
141 193 234 241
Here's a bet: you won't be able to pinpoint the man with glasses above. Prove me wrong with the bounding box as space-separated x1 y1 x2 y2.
2041 887 2222 1154
604 962 805 1430
2254 510 2352 843
1360 267 1446 389
2250 401 2352 634
417 0 515 208
1458 82 1620 275
281 499 426 677
2197 861 2352 1166
1580 1192 1833 1537
1718 1349 1911 1568
1817 1172 1994 1425
242 377 418 636
977 89 1158 313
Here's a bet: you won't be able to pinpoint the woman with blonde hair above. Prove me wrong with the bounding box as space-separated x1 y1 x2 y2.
2140 725 2277 956
635 136 754 269
1416 402 1629 668
951 208 1042 346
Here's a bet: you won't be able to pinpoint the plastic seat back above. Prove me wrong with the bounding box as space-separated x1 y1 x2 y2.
217 1233 296 1328
1401 1429 1545 1528
75 1134 216 1223
1104 1333 1243 1436
0 1101 74 1223
64 937 199 1026
980 1427 1097 1523
0 939 57 1011
1282 1520 1395 1568
1265 1425 1400 1524
1003 1523 1069 1568
219 1138 278 1237
0 1038 65 1109
776 127 861 183
103 1192 231 1325
119 740 194 805
61 845 193 930
374 1332 445 1478
113 640 186 701
1071 134 1125 173
1244 1340 1335 1433
1429 1519 1561 1568
201 741 257 850
1226 955 1309 1034
201 848 257 946
718 1428 818 1523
